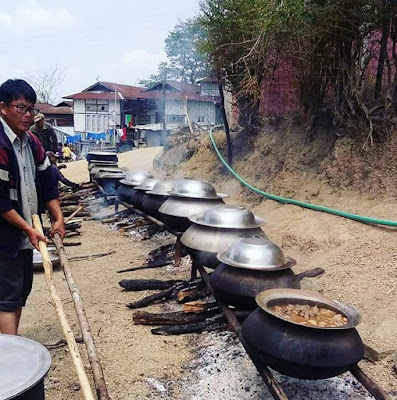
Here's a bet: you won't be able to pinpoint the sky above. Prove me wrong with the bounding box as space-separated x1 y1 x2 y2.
0 0 200 102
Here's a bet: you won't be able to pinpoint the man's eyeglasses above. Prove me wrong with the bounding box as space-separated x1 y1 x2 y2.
10 104 39 115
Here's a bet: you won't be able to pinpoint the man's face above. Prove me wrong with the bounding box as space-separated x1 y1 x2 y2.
0 97 35 135
35 119 44 129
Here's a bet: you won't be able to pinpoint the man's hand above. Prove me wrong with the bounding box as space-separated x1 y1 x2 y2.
26 227 47 251
50 219 65 239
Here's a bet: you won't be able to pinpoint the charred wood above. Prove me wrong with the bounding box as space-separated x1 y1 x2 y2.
118 279 182 291
151 315 227 335
126 287 174 309
133 310 220 326
118 260 173 273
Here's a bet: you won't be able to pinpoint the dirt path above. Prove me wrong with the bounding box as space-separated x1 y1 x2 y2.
18 144 397 399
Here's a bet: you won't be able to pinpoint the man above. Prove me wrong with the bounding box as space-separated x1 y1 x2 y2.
29 112 58 153
0 79 65 335
46 151 81 189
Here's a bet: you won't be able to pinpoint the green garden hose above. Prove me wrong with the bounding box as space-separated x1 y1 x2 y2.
209 130 397 227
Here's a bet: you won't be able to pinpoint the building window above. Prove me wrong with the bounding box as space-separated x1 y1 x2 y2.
167 115 185 123
197 116 205 123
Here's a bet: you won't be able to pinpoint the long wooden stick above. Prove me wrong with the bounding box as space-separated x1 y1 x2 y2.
52 233 111 400
32 215 95 400
64 205 84 224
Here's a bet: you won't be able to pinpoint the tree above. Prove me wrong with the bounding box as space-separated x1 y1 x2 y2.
165 17 210 84
139 18 210 86
25 65 66 104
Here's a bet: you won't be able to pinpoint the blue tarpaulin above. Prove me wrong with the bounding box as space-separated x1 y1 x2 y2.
86 132 107 141
66 134 82 144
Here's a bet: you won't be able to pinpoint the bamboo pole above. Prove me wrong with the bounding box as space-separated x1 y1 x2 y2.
64 205 84 224
52 233 111 400
32 215 95 400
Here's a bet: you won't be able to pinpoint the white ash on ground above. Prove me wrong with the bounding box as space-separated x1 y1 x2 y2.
178 331 375 400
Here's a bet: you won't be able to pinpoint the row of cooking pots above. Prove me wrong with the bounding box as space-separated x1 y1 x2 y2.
86 159 365 381
109 170 365 380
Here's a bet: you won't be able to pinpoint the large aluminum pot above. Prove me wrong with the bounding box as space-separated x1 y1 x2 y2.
159 197 225 232
181 205 267 268
130 178 159 210
140 180 174 220
33 247 60 271
241 289 364 379
0 335 51 400
117 171 153 205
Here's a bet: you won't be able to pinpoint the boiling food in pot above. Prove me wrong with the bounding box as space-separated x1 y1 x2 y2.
270 303 348 327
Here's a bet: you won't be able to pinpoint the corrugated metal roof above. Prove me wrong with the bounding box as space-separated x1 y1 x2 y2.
36 102 73 114
65 81 220 103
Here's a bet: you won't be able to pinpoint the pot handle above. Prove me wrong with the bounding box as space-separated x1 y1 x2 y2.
296 267 325 280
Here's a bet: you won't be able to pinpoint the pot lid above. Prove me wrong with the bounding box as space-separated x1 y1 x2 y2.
146 180 175 196
0 335 51 399
169 179 228 199
134 178 159 191
87 151 118 156
255 289 362 330
101 172 126 178
88 160 118 165
189 205 265 229
119 170 153 187
217 238 289 271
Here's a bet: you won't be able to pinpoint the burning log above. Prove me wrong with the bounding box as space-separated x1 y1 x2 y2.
126 287 174 309
133 310 219 326
183 301 219 314
176 281 206 302
117 260 173 273
126 277 204 309
118 279 182 291
177 287 211 303
151 315 227 335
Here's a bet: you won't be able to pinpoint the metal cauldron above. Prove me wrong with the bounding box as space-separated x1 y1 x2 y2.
92 168 124 187
33 247 60 271
117 171 154 205
0 335 51 400
131 178 159 210
210 238 324 309
140 180 174 220
101 172 127 196
158 179 227 232
181 205 268 268
241 289 364 379
86 151 118 164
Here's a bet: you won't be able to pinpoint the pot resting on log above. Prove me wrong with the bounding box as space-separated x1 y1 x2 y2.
209 238 325 309
241 289 364 380
181 205 267 268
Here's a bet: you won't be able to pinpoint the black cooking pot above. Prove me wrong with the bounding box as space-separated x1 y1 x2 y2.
241 289 364 379
210 263 324 309
86 151 118 163
140 194 167 219
102 173 126 196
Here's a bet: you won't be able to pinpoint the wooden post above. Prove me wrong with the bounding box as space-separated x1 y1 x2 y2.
218 79 233 166
52 233 111 400
31 215 95 400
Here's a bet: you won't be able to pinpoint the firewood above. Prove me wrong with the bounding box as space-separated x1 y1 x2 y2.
183 301 219 314
68 250 116 262
148 243 174 256
118 260 173 273
151 315 227 335
133 310 220 326
126 287 174 309
176 282 206 302
118 279 182 291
